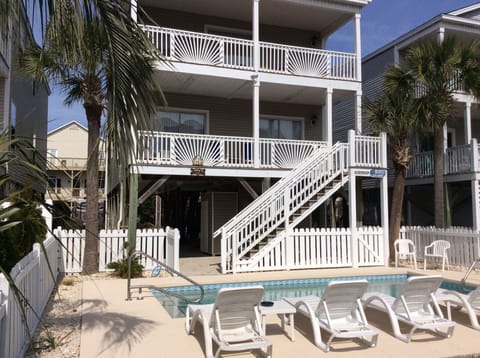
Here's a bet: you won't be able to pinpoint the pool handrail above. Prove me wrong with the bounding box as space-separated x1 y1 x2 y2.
461 258 480 293
126 250 205 303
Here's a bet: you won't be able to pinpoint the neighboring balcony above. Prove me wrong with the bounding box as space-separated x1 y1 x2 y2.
47 156 106 171
142 25 358 81
136 131 328 170
407 140 480 179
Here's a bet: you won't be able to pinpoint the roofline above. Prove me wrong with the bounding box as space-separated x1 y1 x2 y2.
449 2 480 16
363 13 480 62
48 120 88 136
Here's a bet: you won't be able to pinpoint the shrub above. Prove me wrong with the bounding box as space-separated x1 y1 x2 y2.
107 257 144 278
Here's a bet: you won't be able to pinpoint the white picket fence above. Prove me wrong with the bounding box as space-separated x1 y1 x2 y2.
55 227 180 273
0 227 180 358
234 226 384 273
0 237 59 358
399 226 480 267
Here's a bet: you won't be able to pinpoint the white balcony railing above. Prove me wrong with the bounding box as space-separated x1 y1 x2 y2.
142 25 358 81
137 131 328 169
407 140 480 178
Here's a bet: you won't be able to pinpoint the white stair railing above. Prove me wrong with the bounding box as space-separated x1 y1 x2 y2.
218 142 348 273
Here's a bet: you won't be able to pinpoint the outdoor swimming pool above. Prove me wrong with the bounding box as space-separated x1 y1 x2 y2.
152 274 474 318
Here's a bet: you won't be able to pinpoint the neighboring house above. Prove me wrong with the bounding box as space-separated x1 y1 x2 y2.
359 3 480 229
0 4 49 197
47 121 105 222
107 0 389 271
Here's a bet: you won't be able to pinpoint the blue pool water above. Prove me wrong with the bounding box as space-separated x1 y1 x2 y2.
152 274 474 318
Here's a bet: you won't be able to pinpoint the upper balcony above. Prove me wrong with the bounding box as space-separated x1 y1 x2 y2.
143 25 358 82
47 156 106 171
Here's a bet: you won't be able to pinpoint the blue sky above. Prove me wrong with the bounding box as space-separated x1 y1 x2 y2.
47 0 478 131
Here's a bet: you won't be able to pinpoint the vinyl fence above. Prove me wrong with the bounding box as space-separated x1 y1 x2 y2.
0 226 180 358
399 226 480 267
56 227 180 273
0 237 59 358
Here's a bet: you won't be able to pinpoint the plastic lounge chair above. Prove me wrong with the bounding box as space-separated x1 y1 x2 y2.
185 286 272 358
394 239 417 269
363 275 455 342
436 286 480 330
283 280 378 352
424 240 450 271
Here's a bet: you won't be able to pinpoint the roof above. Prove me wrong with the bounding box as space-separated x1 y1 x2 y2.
48 120 88 136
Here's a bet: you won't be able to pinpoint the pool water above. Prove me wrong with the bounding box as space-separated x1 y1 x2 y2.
152 274 474 318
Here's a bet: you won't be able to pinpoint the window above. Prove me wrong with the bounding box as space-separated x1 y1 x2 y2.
151 110 207 134
418 129 455 152
48 177 61 194
260 117 302 140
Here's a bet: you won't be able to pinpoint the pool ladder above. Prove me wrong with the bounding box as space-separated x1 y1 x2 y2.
460 258 480 292
126 250 204 303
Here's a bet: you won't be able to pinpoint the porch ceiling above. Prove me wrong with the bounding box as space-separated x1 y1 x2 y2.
155 71 352 105
139 0 364 36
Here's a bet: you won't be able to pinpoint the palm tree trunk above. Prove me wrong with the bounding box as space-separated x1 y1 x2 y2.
83 105 103 274
389 163 405 260
434 126 445 228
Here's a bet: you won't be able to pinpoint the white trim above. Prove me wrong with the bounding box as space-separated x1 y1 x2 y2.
154 106 210 134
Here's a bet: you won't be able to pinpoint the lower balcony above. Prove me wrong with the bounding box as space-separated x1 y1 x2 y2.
407 140 480 179
136 131 328 171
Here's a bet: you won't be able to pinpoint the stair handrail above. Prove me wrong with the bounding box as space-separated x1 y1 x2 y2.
214 143 337 238
461 258 480 292
221 143 348 271
126 250 204 303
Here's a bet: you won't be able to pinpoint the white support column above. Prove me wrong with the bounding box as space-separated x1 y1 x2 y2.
130 0 138 22
252 74 261 167
323 88 333 144
465 101 472 144
348 130 358 267
252 0 260 168
443 123 448 153
355 91 362 134
472 180 480 231
253 0 260 72
379 131 389 266
354 13 362 82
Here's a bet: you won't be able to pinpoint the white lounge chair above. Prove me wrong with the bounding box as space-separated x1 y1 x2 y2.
185 286 272 358
284 280 378 352
436 286 480 330
363 275 455 342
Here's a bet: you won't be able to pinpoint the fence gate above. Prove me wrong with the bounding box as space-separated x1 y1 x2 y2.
357 228 384 266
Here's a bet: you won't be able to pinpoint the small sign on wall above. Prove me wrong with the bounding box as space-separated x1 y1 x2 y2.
352 168 386 178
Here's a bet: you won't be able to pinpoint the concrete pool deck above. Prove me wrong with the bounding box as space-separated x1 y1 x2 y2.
80 265 480 358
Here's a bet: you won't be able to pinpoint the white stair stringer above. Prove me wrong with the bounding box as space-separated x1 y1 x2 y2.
241 174 349 271
216 142 349 273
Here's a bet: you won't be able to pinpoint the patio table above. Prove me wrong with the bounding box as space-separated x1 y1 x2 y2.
259 300 296 341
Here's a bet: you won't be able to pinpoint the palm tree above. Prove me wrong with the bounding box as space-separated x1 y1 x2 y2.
20 2 160 273
365 65 418 259
403 37 480 228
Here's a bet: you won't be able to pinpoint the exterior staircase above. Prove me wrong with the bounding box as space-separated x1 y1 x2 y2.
215 142 350 273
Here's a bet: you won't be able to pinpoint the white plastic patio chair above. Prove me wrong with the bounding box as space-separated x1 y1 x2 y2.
284 280 378 352
185 286 272 358
436 286 480 330
363 275 456 343
424 240 450 271
394 239 417 269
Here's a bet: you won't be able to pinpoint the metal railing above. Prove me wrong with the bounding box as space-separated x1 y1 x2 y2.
126 250 204 303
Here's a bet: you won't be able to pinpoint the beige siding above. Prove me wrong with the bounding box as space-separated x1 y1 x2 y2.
160 92 323 140
48 122 89 159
